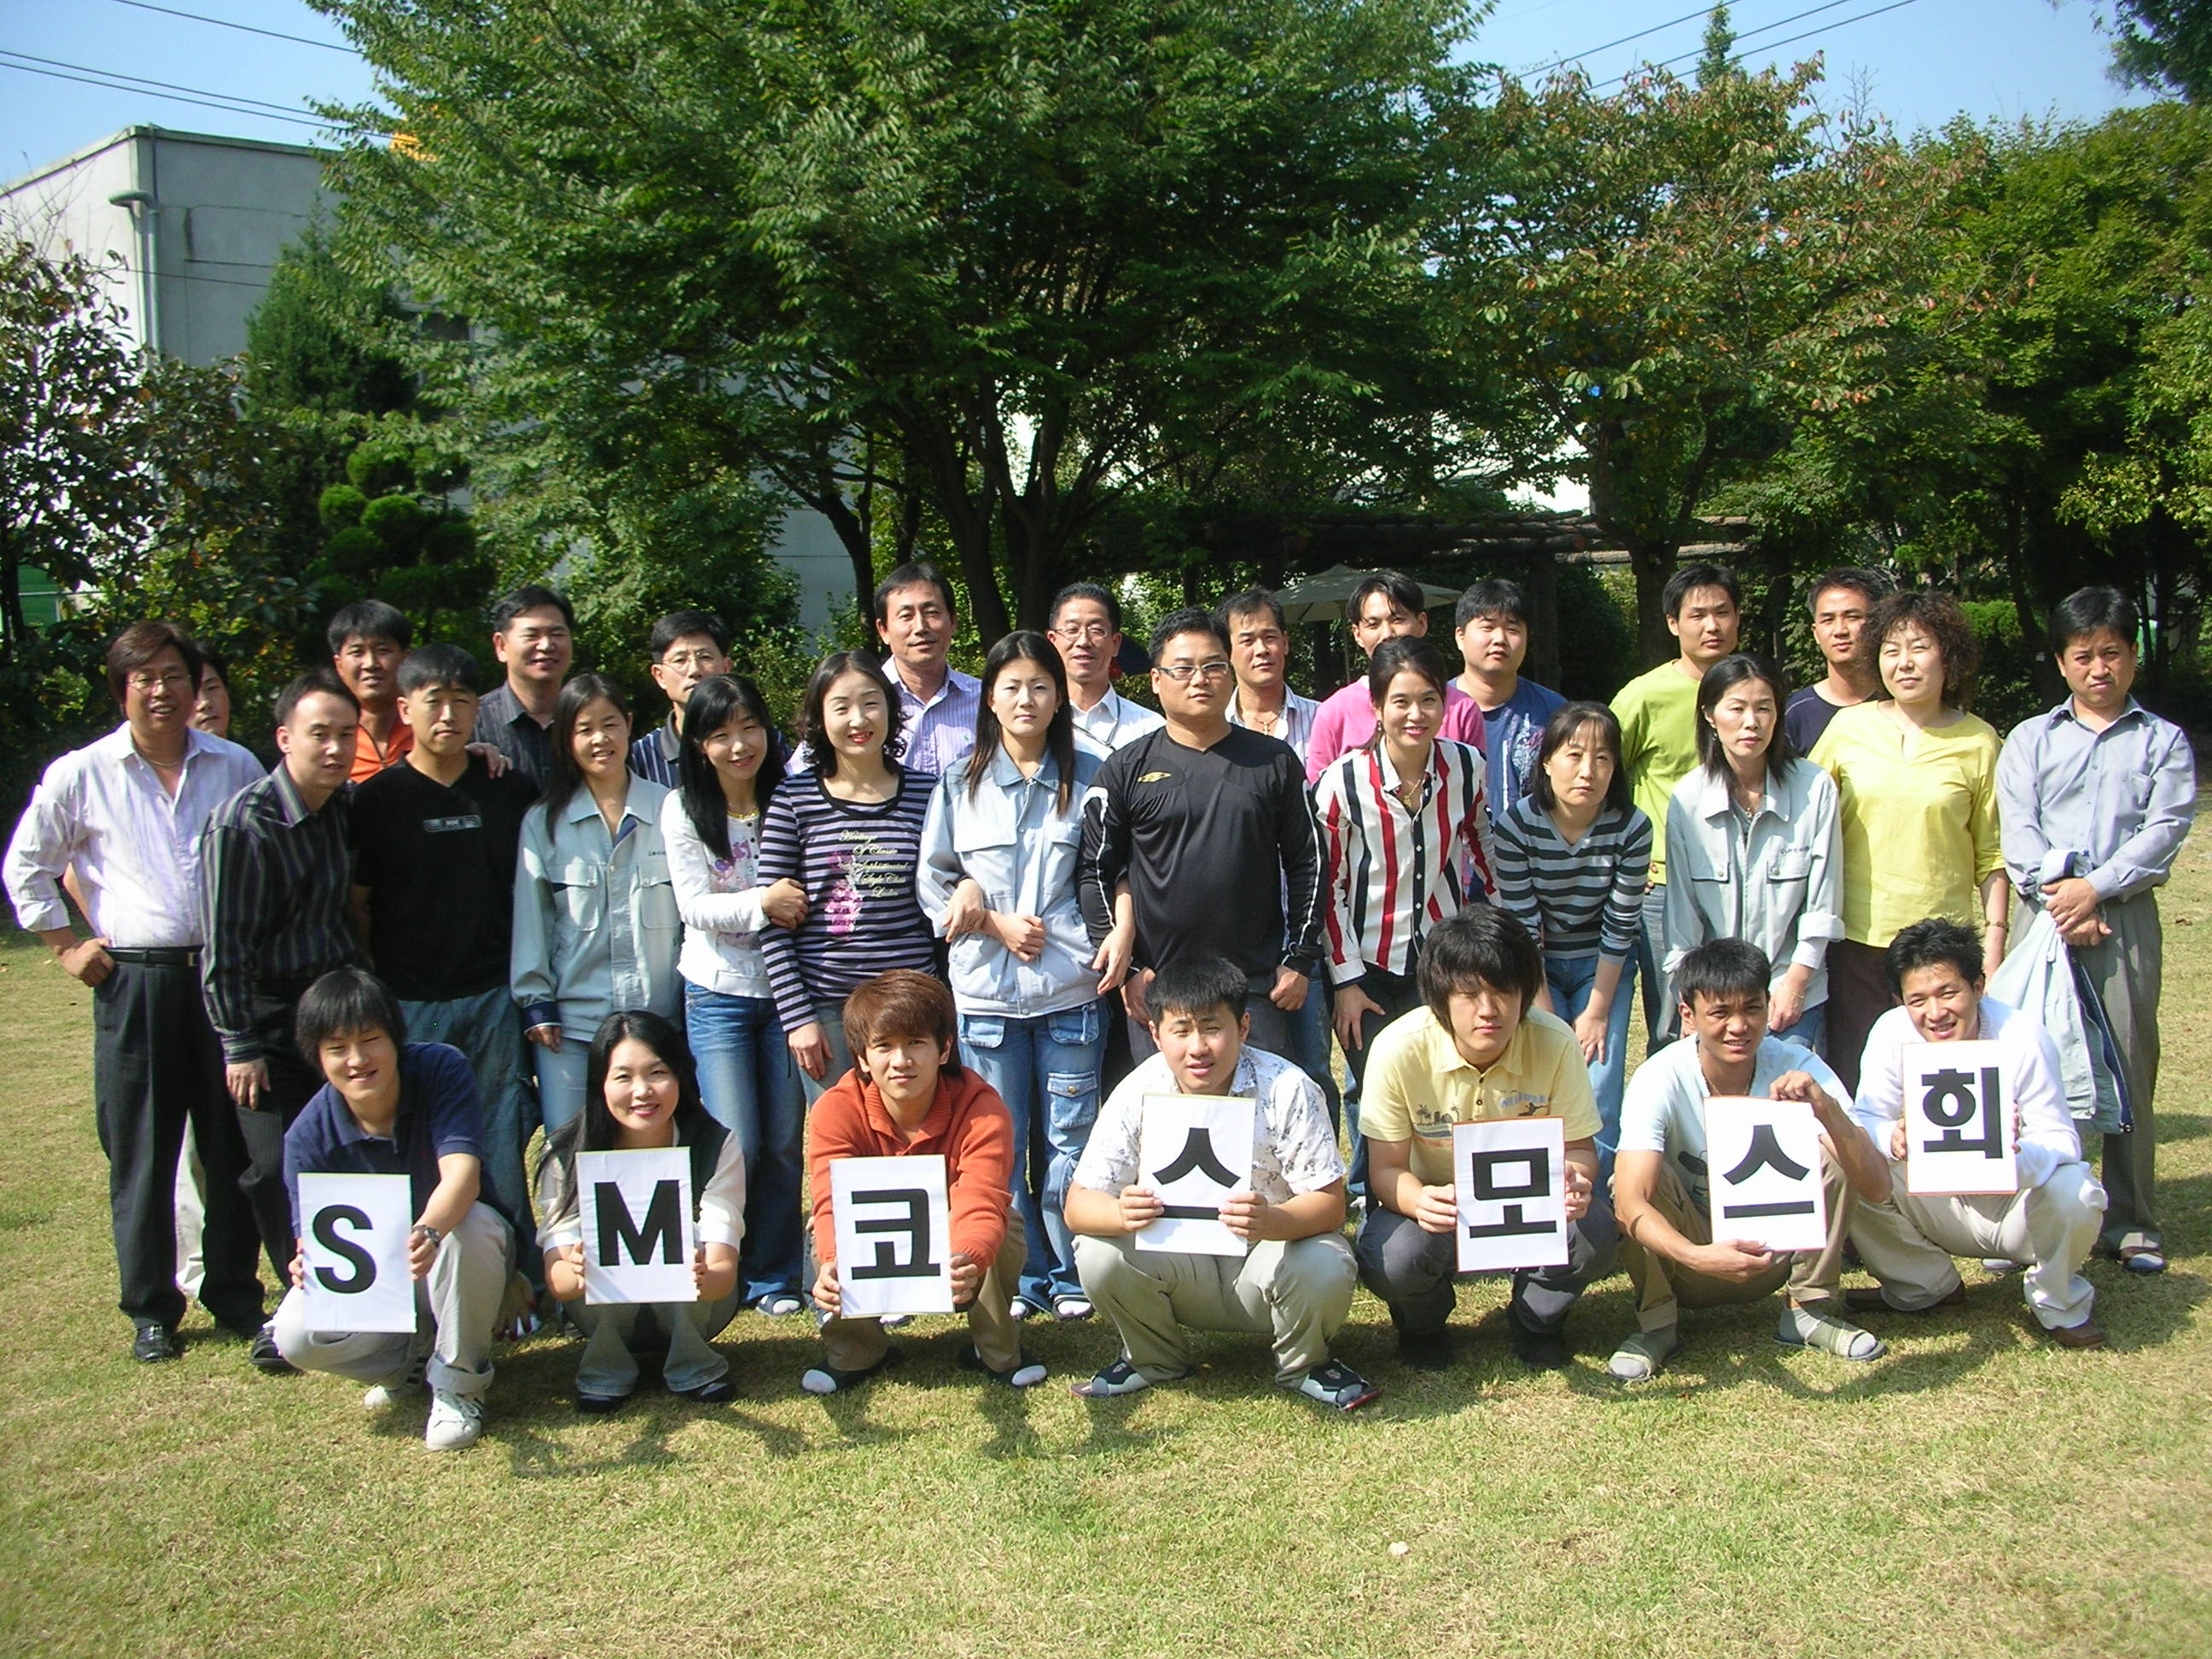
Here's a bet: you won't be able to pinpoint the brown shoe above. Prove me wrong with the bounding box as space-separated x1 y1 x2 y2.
1843 1283 1965 1315
2046 1318 2108 1350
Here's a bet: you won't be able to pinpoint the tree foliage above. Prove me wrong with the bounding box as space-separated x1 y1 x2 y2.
2104 0 2212 102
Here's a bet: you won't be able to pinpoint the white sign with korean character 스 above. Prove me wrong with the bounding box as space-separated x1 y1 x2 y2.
1452 1117 1570 1272
1703 1097 1829 1254
1902 1040 2018 1197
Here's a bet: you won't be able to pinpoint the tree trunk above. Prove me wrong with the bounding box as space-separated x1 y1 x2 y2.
1523 547 1562 690
1626 538 1679 667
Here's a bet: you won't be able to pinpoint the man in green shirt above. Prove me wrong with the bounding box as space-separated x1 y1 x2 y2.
1611 562 1741 1045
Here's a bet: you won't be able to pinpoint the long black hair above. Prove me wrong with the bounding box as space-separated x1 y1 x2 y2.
1363 637 1453 751
535 1010 717 1185
798 650 905 777
1696 653 1799 785
542 672 632 821
968 630 1077 812
677 673 786 860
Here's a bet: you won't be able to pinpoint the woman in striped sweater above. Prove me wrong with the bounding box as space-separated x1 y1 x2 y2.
755 652 941 1101
1489 701 1652 1164
1315 637 1496 1096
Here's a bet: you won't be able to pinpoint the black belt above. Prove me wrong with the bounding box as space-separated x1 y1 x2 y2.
106 946 201 966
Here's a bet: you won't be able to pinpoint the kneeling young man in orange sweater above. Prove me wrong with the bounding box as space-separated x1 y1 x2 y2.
803 970 1045 1394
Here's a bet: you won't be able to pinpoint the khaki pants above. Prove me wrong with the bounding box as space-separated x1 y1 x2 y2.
1618 1158 1854 1333
1850 1160 2104 1330
823 1213 1027 1374
1074 1229 1357 1386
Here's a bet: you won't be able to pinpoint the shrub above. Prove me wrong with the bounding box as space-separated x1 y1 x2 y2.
317 482 368 530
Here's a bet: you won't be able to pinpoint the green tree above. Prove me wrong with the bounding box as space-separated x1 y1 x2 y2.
315 0 1518 637
2104 1 2212 101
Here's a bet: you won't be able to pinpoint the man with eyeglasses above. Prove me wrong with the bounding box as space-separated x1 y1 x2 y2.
1080 608 1326 1061
1050 582 1163 754
6 622 271 1366
627 610 732 786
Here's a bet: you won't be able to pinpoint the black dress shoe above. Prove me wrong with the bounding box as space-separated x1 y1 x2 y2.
575 1390 630 1415
1508 1313 1571 1371
672 1377 736 1404
132 1324 181 1364
246 1324 297 1374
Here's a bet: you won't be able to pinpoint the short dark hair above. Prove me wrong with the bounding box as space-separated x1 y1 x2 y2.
649 609 729 661
2047 585 2139 655
1144 958 1250 1027
1219 588 1286 635
195 643 230 692
294 966 405 1057
1454 579 1531 631
1806 568 1889 616
542 672 630 818
274 667 358 729
397 643 482 697
1663 562 1742 619
1365 636 1452 709
1695 653 1798 783
1051 581 1121 634
799 650 905 777
489 585 574 633
844 969 958 1060
872 561 957 626
1149 607 1228 664
104 620 203 708
1674 938 1772 1012
1884 918 1984 996
1417 907 1543 1026
1869 589 1978 707
1349 572 1425 625
1528 701 1633 816
326 599 413 657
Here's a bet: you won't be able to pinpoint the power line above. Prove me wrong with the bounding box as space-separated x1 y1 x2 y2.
1528 6 1719 78
1534 0 1918 83
1601 0 1927 87
0 58 352 134
105 0 360 55
1 49 321 119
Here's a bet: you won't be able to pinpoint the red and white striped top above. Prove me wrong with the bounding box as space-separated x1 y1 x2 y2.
1313 737 1495 983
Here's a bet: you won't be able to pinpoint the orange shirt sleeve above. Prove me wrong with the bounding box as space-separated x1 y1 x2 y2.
944 1074 1014 1265
806 1074 872 1266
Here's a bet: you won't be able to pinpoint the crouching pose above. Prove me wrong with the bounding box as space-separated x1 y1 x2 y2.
1064 958 1377 1411
1845 919 2108 1348
1608 939 1889 1382
804 971 1044 1394
538 1011 748 1413
272 969 515 1450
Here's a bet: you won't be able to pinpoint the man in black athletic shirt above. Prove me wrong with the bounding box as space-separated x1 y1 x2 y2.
1080 608 1325 1060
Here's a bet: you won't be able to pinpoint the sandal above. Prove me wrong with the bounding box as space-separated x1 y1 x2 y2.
2120 1245 2168 1275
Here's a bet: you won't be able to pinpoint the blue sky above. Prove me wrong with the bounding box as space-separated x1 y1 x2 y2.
0 0 2154 185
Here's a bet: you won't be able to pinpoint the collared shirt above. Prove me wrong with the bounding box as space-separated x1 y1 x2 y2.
199 765 359 1062
917 744 1104 1017
1359 1004 1602 1187
1225 684 1319 765
1996 697 2197 905
628 717 682 789
1618 1034 1851 1214
1071 684 1167 755
1662 758 1844 1006
471 683 556 789
1812 701 2004 946
1612 661 1703 883
1313 738 1495 982
283 1042 490 1236
1469 678 1565 824
1848 996 2081 1190
348 716 413 783
1304 681 1485 784
6 724 263 946
510 778 682 1036
1489 798 1650 963
894 666 981 777
1074 1047 1343 1206
660 789 774 1001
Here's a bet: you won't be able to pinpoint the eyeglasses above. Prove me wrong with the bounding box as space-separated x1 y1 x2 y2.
1054 623 1115 643
1155 661 1232 683
126 670 195 693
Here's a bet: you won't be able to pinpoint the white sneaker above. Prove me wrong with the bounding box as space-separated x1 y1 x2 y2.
423 1388 486 1451
362 1355 428 1410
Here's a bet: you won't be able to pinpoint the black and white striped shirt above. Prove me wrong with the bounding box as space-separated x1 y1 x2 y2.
1489 796 1651 962
1313 739 1494 981
198 765 359 1062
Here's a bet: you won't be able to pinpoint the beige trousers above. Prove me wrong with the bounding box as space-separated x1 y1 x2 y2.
1619 1156 1854 1332
1074 1229 1357 1385
824 1213 1027 1374
1850 1160 2104 1330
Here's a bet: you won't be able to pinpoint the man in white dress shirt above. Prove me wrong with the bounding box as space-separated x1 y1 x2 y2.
5 622 270 1363
1051 581 1164 755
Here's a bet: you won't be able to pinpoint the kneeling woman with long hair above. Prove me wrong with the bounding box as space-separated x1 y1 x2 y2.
537 1011 747 1413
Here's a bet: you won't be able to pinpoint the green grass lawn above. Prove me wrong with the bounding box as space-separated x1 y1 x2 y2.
3 870 2209 1659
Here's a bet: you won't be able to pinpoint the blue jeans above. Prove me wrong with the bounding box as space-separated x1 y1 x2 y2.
958 1000 1107 1307
685 983 806 1303
1773 998 1826 1059
1284 973 1342 1135
1544 952 1638 1173
532 1038 590 1138
399 988 538 1286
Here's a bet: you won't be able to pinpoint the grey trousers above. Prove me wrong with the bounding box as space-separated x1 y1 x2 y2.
1356 1192 1619 1336
272 1201 511 1394
1074 1228 1357 1385
2067 890 2163 1254
567 1288 743 1396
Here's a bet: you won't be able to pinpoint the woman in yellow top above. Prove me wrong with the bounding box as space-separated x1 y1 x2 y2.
1811 590 2006 1092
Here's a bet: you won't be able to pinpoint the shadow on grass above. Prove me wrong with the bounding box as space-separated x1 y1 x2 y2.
2157 1112 2208 1144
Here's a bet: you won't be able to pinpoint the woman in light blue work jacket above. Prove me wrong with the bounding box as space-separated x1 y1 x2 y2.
513 674 683 1132
1663 654 1843 1056
917 630 1106 1321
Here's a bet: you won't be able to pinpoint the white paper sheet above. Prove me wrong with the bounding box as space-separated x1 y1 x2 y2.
831 1155 956 1318
1703 1096 1829 1254
579 1146 697 1305
298 1172 417 1334
1135 1094 1257 1258
1452 1116 1571 1272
